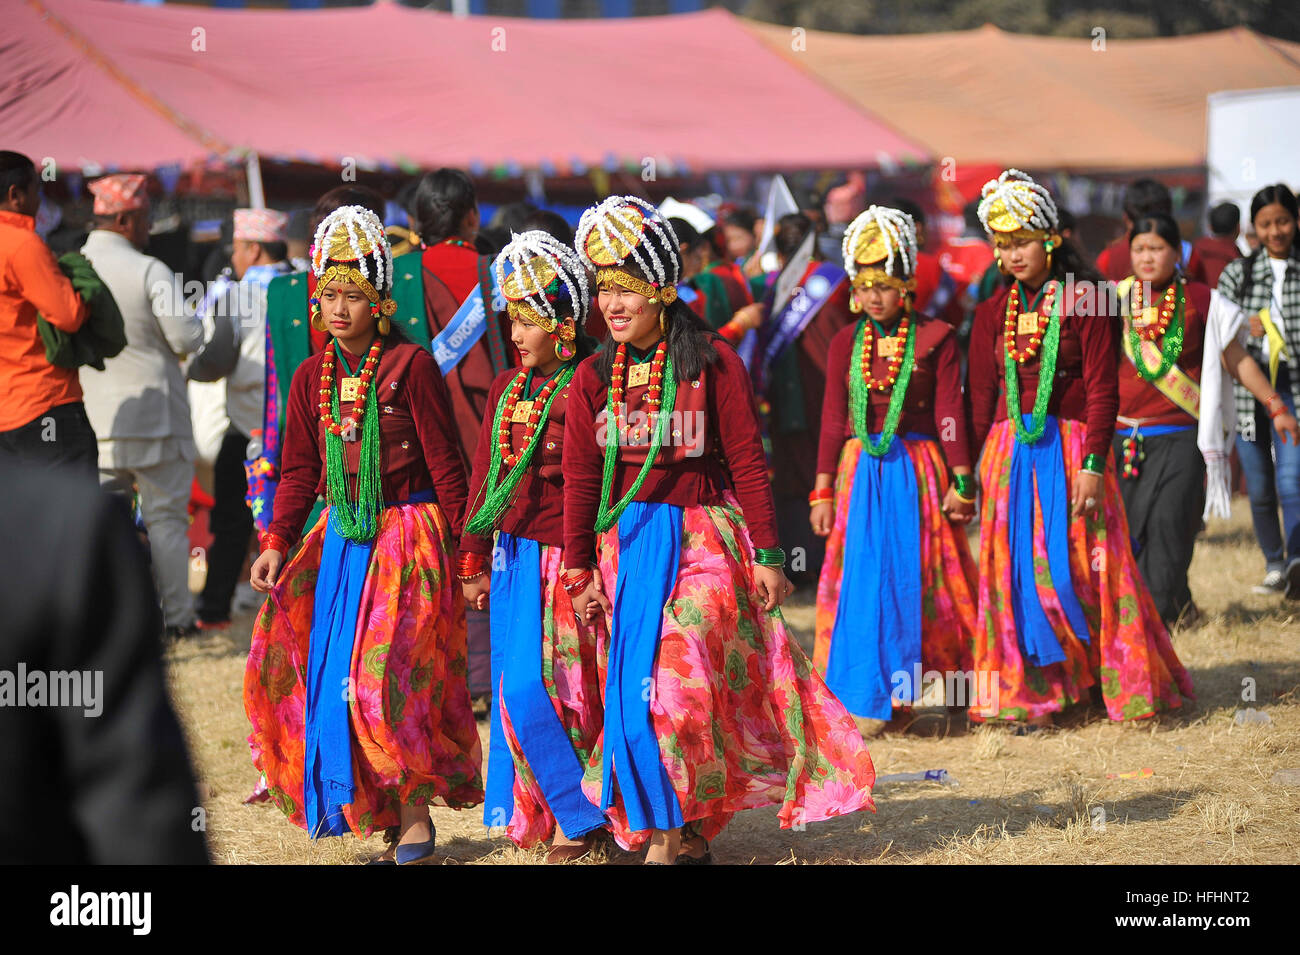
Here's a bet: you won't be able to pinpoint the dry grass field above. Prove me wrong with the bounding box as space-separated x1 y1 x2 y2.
168 507 1300 864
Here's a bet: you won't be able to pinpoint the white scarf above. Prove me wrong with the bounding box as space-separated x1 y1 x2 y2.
1197 289 1249 519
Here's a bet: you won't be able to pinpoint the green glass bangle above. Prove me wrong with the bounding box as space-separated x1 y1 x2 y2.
952 473 975 498
754 547 786 567
1082 453 1105 474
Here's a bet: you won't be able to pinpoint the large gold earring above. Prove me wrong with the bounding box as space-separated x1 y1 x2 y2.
659 308 668 337
309 299 326 332
377 315 390 335
995 254 1009 276
849 294 862 314
1043 239 1056 274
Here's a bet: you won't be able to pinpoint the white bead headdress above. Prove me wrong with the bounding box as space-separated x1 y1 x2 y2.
311 205 393 296
977 169 1059 235
575 195 681 289
495 229 590 330
842 205 918 280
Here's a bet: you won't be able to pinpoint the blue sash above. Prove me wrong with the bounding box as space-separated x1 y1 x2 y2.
826 434 926 720
303 490 434 838
486 533 607 837
753 263 846 393
1008 415 1091 667
430 266 501 376
603 501 685 832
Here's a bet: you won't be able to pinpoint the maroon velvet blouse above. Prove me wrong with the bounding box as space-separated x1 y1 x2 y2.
562 339 778 570
269 339 470 548
818 316 971 473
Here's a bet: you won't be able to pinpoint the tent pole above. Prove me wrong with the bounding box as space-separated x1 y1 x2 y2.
245 151 265 209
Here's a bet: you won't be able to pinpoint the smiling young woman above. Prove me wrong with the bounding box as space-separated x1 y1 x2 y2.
243 206 480 865
1215 184 1300 597
456 231 607 862
966 170 1193 729
561 196 874 865
811 206 978 736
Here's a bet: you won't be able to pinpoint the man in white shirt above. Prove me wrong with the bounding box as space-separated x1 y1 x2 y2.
79 174 205 637
193 208 291 630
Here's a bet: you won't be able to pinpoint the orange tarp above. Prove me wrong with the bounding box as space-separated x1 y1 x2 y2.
742 21 1300 171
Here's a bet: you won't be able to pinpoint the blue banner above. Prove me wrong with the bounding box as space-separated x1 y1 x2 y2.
431 266 501 376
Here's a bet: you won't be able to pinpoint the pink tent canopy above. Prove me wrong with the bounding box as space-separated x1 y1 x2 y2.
3 0 929 174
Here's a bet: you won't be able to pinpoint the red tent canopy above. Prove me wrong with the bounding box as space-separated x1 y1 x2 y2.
3 0 929 174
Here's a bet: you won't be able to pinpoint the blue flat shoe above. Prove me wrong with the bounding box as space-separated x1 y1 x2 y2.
395 826 437 865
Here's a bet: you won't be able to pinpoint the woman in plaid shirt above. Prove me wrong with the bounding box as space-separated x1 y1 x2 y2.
1217 185 1300 598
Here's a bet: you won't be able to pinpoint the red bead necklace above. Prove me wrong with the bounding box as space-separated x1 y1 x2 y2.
1130 280 1177 342
609 340 667 444
497 370 563 467
860 314 911 392
1003 282 1057 364
318 338 384 435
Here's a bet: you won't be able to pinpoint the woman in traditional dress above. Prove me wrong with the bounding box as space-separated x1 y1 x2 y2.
1112 213 1211 628
1120 212 1300 623
811 206 979 736
458 231 607 862
966 170 1193 728
562 196 875 865
246 206 480 864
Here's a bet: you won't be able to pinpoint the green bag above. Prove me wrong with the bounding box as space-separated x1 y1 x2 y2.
36 252 127 371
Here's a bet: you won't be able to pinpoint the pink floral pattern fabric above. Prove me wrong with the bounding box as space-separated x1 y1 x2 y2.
584 493 875 850
972 419 1194 721
496 542 607 848
244 503 484 839
814 436 978 692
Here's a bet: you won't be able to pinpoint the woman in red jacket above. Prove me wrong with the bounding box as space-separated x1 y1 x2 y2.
457 231 607 862
245 206 480 864
811 206 979 735
966 171 1192 728
1113 213 1211 629
563 196 875 865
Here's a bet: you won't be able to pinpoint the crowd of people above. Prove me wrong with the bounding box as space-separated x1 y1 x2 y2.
3 145 1299 864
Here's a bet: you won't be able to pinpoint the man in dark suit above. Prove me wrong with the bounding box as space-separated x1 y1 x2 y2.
0 465 209 863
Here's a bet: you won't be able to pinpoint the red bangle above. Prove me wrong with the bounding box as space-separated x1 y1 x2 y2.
457 553 488 581
562 569 593 597
260 532 289 555
808 488 834 507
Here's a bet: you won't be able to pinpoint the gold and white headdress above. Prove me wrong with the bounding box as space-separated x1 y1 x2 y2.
310 205 397 318
842 205 918 294
977 169 1060 239
575 195 680 305
495 230 587 360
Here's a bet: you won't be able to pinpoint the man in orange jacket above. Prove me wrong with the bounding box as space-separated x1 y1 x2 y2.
0 151 95 475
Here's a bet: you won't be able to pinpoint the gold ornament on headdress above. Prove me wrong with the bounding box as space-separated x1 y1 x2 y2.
841 205 918 302
850 268 915 294
583 206 646 267
494 232 588 362
315 264 397 316
978 169 1059 236
850 222 891 269
311 206 398 322
575 196 682 293
594 267 678 306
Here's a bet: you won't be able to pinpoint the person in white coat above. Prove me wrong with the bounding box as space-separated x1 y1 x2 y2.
79 174 207 636
192 208 292 629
